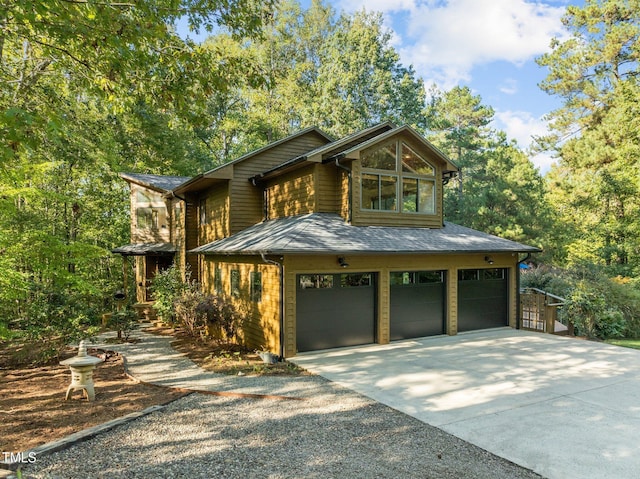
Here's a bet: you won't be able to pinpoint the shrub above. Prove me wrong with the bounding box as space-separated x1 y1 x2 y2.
174 288 208 337
150 264 188 324
110 307 138 341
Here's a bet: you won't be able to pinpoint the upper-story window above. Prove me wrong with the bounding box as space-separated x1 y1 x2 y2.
134 188 166 231
361 141 436 215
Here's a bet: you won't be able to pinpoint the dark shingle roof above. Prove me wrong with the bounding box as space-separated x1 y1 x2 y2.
119 173 191 192
112 243 177 256
191 213 541 255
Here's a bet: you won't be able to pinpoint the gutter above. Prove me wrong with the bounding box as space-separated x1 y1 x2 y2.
260 252 285 360
334 154 352 223
516 252 532 330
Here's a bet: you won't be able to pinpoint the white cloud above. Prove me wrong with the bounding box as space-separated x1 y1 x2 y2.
336 0 567 85
494 110 557 173
500 78 518 95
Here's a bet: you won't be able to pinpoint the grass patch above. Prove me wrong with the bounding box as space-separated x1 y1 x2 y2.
605 338 640 350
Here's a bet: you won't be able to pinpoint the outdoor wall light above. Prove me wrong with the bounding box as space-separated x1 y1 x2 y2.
484 256 494 265
338 256 349 268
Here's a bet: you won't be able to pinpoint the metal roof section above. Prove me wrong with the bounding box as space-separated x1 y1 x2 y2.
119 173 191 193
191 213 541 255
112 243 177 256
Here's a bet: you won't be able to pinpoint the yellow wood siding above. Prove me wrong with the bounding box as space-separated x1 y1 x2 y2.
199 184 230 245
230 133 329 233
315 163 340 214
281 252 518 357
266 165 316 219
201 255 281 353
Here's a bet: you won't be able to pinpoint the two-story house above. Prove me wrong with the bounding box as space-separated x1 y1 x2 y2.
113 123 540 357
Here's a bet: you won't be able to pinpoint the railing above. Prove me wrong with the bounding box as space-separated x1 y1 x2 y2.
520 288 568 335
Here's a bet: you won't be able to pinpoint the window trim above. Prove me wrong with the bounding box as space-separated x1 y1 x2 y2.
360 140 437 216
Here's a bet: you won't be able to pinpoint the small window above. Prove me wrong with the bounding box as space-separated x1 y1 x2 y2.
250 272 262 302
230 269 240 297
361 142 397 170
390 272 412 285
484 269 505 280
136 207 158 230
458 270 479 281
199 199 207 225
416 271 443 283
214 268 222 294
299 274 333 289
340 273 372 287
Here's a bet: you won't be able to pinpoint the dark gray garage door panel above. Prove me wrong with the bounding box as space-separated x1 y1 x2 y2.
390 271 445 340
458 268 508 332
296 273 376 352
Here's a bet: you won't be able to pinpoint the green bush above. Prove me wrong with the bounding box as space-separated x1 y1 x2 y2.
110 307 138 340
523 264 640 340
150 264 188 324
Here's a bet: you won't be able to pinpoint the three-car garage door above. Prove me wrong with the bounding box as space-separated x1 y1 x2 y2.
390 270 446 340
296 273 376 352
457 268 509 332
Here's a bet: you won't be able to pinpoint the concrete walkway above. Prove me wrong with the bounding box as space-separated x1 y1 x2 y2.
92 328 321 399
291 329 640 479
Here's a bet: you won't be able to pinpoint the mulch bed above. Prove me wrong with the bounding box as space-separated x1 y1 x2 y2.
0 345 186 453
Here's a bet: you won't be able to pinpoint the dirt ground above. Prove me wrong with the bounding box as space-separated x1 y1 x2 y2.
0 327 304 454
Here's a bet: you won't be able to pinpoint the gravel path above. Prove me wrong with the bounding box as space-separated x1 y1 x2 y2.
23 377 542 479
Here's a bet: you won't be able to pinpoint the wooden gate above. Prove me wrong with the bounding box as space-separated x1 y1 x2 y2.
520 288 567 334
521 291 546 331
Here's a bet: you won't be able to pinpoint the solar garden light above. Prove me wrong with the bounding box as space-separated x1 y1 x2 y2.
60 340 102 401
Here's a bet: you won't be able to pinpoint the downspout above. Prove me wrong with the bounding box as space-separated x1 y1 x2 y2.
516 253 532 330
335 154 352 223
260 252 285 360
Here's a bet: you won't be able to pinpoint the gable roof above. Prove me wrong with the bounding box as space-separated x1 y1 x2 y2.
172 126 334 195
119 173 191 193
191 213 541 255
249 123 459 184
338 124 458 173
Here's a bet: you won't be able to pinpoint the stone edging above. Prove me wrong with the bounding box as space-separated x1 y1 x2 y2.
0 393 189 474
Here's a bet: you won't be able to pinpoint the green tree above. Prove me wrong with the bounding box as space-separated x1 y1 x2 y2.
537 0 640 274
424 86 495 219
0 0 274 346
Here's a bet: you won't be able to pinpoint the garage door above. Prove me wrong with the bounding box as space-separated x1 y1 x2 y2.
390 271 445 340
457 268 508 332
296 273 376 352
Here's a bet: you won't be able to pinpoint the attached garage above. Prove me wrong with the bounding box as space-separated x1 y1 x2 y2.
457 268 508 332
390 270 446 340
296 272 376 352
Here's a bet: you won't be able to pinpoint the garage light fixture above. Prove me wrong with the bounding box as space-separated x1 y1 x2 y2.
338 256 349 268
484 256 494 265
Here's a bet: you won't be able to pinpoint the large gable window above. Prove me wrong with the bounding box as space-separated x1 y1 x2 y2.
361 140 436 215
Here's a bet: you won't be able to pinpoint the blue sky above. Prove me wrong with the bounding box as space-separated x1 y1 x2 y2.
322 0 584 173
178 0 584 173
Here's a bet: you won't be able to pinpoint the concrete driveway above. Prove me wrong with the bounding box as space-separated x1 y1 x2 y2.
291 329 640 479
